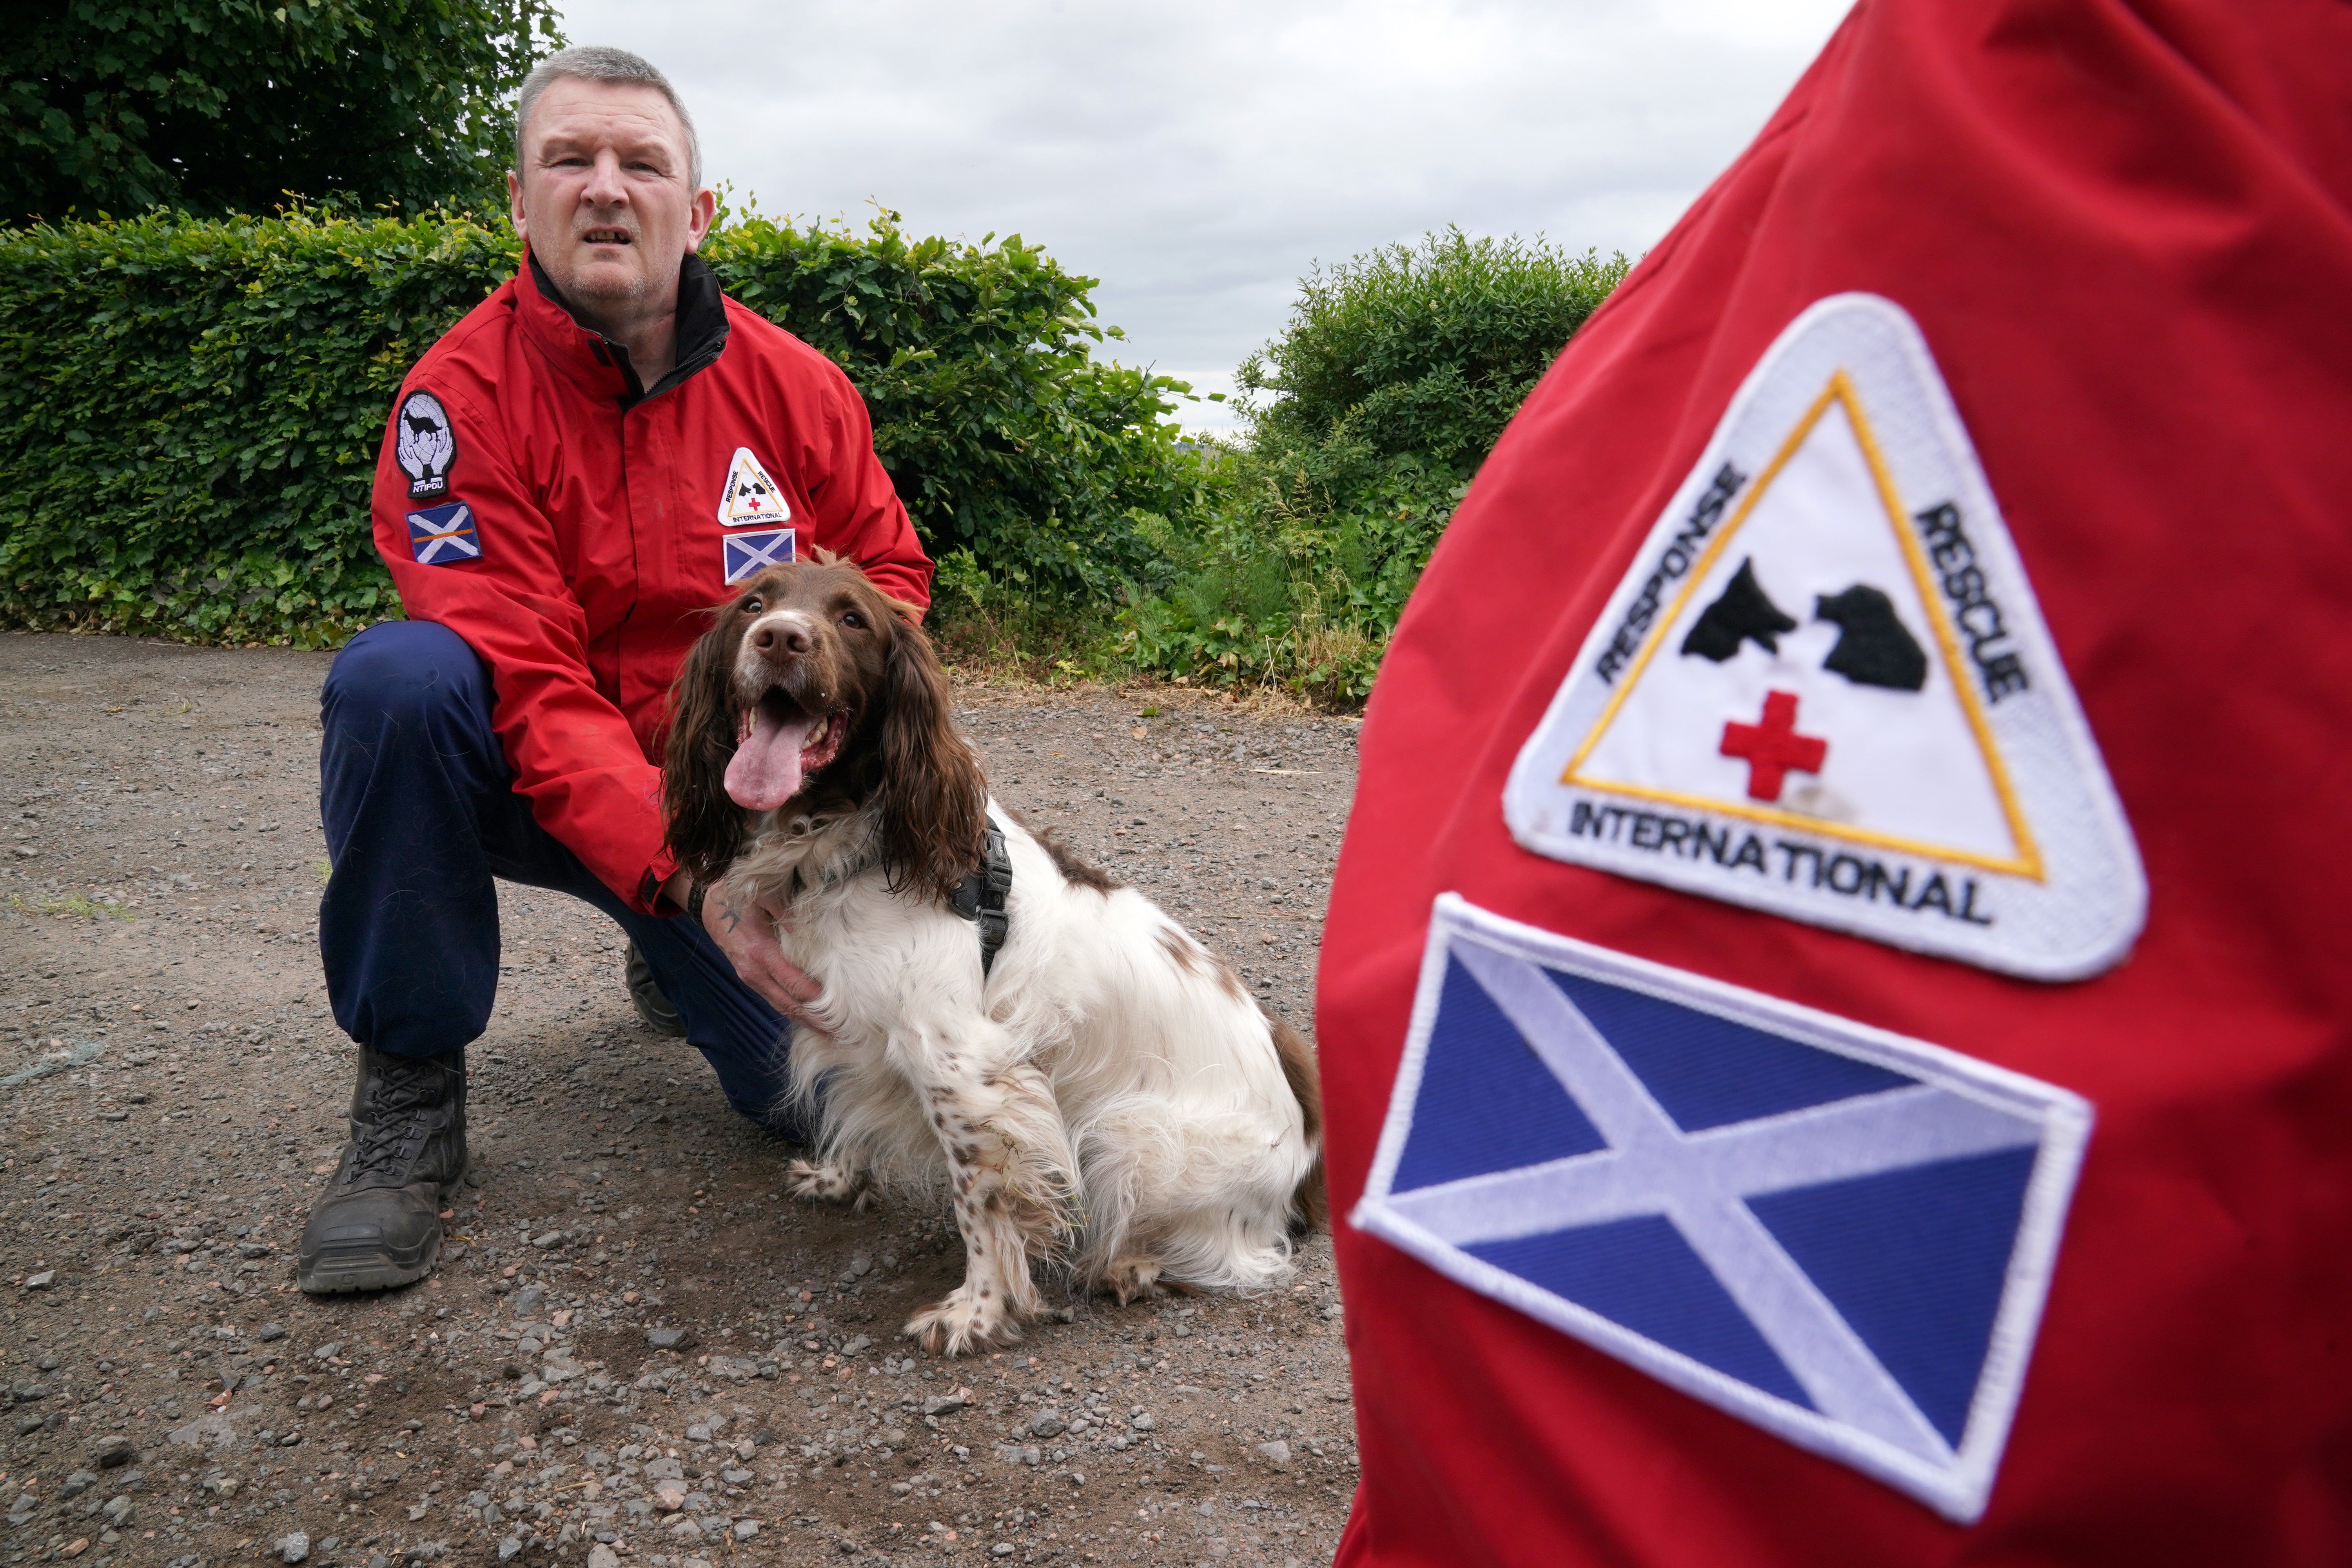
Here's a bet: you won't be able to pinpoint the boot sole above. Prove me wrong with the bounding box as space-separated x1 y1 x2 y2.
296 1172 464 1296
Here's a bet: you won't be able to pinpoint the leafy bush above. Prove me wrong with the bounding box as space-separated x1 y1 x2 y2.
0 205 1199 645
1120 229 1628 699
2 0 563 222
710 205 1203 604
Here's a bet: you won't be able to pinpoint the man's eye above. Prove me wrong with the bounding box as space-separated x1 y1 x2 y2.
840 610 866 629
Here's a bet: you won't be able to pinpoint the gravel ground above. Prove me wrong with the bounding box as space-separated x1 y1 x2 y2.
0 630 1362 1568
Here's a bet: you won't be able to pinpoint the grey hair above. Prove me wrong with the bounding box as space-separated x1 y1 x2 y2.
514 45 704 191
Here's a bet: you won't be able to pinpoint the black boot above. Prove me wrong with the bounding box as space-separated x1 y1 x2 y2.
624 939 686 1037
297 1046 468 1294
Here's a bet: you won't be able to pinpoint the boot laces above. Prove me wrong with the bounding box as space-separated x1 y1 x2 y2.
348 1061 448 1182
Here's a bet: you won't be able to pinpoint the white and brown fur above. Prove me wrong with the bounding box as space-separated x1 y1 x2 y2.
664 557 1324 1356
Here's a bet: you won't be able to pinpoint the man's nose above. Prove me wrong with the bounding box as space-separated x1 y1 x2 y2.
580 149 630 208
752 621 811 657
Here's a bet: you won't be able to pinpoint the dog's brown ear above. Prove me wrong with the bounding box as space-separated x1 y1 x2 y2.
662 613 748 886
876 593 985 900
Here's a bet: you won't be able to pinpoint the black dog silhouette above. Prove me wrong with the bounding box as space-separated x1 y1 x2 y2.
1682 559 1797 662
1815 584 1927 691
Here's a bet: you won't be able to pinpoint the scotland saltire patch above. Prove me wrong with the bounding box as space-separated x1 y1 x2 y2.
722 528 795 583
717 446 791 526
1352 893 2092 1522
405 501 479 565
1502 294 2144 981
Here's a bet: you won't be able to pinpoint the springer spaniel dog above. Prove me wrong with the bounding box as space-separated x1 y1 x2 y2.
664 557 1325 1355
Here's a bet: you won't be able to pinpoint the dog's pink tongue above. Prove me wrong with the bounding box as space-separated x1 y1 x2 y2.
725 705 813 810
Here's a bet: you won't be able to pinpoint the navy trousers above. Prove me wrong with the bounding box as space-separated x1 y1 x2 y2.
318 620 800 1134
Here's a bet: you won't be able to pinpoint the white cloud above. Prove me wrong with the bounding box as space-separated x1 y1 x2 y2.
557 0 1849 430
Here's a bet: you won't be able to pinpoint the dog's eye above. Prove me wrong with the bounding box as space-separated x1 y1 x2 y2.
741 597 762 614
840 610 867 630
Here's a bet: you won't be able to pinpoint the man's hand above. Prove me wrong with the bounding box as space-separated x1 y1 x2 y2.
663 871 823 1027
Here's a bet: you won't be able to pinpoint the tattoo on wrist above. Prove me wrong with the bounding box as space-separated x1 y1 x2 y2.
719 899 742 933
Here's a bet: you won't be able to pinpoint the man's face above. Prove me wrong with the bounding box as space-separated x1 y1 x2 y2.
509 77 715 319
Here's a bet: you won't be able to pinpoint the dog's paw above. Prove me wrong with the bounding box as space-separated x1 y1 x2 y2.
1097 1256 1164 1306
786 1158 873 1207
905 1288 1021 1357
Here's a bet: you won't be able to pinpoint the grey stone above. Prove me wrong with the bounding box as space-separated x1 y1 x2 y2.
732 1518 759 1541
839 1335 872 1356
497 1537 523 1562
719 1467 753 1485
847 1254 872 1278
22 1271 54 1290
646 1327 691 1350
1130 1412 1156 1432
87 1434 135 1468
1256 1440 1291 1468
877 1428 907 1449
992 1544 1016 1557
531 1231 563 1249
510 1285 546 1318
256 1323 287 1343
275 1530 310 1563
60 1470 98 1499
921 1390 970 1416
587 1547 621 1568
101 1495 132 1526
311 1342 342 1362
1028 1411 1067 1439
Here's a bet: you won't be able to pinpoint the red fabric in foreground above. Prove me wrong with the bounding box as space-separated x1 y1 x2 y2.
1317 1 2352 1562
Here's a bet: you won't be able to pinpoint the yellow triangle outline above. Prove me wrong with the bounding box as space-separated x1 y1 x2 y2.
1560 372 2046 882
719 447 789 526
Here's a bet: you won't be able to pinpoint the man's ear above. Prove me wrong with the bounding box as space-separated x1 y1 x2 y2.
685 183 716 252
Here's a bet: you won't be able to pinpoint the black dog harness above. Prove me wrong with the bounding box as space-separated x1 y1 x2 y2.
948 820 1013 977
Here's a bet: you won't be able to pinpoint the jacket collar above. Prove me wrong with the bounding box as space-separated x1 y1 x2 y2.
517 249 731 409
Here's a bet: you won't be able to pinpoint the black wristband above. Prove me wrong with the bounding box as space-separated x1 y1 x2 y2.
686 880 708 924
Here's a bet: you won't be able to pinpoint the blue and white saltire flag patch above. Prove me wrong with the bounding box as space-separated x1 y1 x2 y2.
722 527 795 584
405 501 479 565
1352 893 2092 1522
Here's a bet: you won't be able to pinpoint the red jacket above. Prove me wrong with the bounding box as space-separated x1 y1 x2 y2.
370 252 933 912
1322 0 2352 1562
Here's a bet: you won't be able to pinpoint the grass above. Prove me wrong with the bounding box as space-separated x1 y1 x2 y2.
7 891 133 922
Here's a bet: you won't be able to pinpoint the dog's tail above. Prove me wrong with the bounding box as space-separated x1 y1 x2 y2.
1270 1014 1329 1234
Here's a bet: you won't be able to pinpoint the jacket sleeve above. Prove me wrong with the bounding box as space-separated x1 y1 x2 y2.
806 362 935 614
372 381 679 913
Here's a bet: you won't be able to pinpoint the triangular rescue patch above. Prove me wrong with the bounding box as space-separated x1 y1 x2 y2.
1503 294 2144 981
1354 894 2093 1521
717 447 791 527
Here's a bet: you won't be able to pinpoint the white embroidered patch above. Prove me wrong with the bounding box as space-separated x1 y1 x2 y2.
717 446 791 527
394 390 456 501
1354 893 2092 1523
1503 294 2144 981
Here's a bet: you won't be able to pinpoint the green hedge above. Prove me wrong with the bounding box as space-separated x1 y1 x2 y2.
1116 230 1628 699
0 205 1198 646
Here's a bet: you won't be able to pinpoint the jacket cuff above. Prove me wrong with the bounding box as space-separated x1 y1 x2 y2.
635 844 682 916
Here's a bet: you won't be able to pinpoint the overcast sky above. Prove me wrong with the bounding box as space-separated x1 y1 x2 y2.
556 0 1851 430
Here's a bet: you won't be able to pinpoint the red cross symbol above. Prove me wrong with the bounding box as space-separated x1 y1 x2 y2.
1720 690 1828 802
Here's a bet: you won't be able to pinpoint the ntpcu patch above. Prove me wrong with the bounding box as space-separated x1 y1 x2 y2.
717 446 791 527
405 501 479 565
1503 294 2144 981
394 390 457 501
1354 893 2091 1522
722 527 795 583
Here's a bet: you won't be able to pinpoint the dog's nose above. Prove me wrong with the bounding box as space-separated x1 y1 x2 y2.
752 621 811 657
